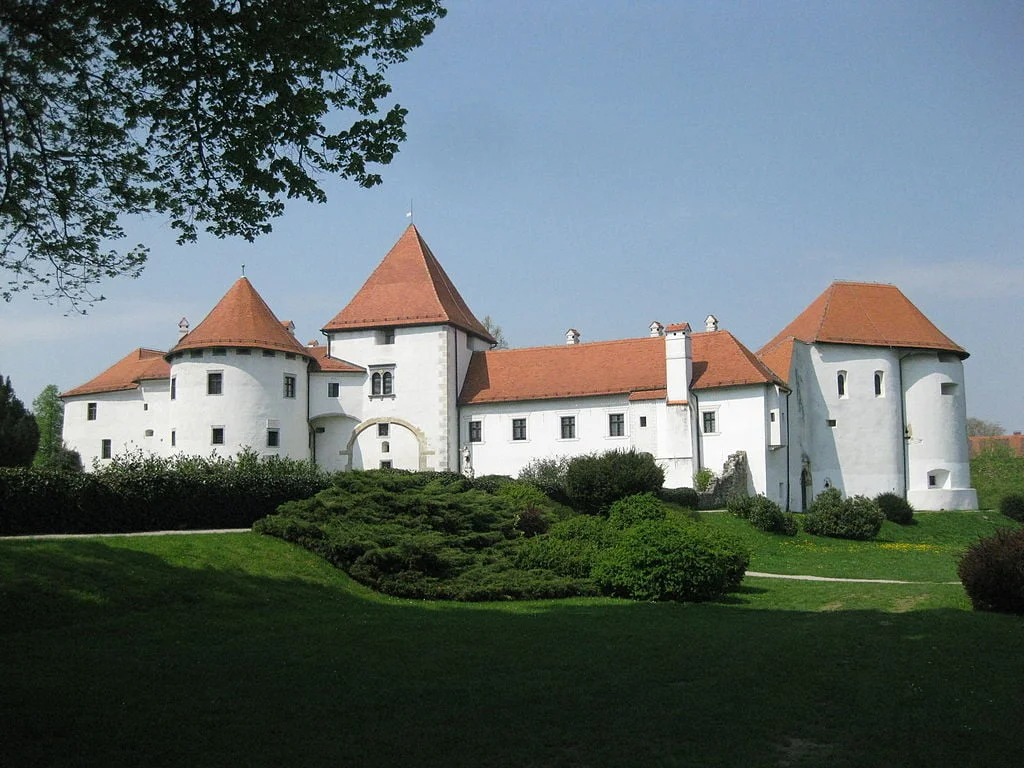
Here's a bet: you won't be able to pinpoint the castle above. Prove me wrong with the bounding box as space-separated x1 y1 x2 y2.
62 225 978 510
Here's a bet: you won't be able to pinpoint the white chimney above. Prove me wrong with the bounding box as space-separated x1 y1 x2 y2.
565 328 581 345
649 321 664 337
178 317 190 338
664 322 692 404
705 314 719 333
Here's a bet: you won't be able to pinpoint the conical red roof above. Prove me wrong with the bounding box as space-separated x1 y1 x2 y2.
169 277 310 358
322 225 495 342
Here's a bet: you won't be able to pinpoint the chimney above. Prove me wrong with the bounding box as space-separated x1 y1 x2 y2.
281 320 296 336
178 317 190 339
565 328 580 345
705 314 719 333
649 321 664 337
664 322 692 404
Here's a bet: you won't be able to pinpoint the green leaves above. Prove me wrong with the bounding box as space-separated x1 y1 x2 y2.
0 1 446 306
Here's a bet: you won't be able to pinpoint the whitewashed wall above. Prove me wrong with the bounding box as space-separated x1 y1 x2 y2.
63 379 171 467
695 384 771 497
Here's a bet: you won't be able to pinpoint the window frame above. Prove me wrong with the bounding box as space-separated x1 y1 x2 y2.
874 371 884 397
511 417 528 442
468 420 482 443
170 377 176 400
283 374 297 399
101 438 111 459
608 412 626 438
369 366 396 398
327 382 340 398
559 414 577 441
87 402 97 421
377 423 390 438
211 426 225 445
701 409 719 435
207 371 224 396
837 370 848 399
267 429 280 447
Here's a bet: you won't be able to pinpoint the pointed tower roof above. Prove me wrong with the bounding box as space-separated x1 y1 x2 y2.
322 225 496 343
169 277 310 358
759 281 967 360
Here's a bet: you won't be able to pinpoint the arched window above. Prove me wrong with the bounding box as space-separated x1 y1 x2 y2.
874 371 883 397
837 371 847 398
371 372 382 395
382 371 393 395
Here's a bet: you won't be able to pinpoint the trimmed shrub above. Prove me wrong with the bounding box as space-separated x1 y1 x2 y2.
745 495 798 536
660 487 699 509
958 527 1024 614
693 468 715 493
564 449 665 515
875 492 914 525
592 519 749 602
999 493 1024 522
472 474 515 494
607 493 666 530
514 515 616 579
803 489 884 541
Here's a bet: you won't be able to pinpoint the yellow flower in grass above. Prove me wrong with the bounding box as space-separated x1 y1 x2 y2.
878 543 941 552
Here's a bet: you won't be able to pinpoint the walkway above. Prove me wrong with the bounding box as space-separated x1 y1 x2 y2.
747 571 959 585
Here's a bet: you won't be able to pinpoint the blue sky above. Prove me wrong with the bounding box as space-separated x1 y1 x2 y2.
2 1 1022 430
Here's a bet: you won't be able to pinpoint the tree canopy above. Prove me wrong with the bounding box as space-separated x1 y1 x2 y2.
0 374 39 466
967 417 1004 437
0 0 446 307
31 384 65 467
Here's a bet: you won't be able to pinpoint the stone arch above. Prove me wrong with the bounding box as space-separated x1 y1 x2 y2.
345 417 433 471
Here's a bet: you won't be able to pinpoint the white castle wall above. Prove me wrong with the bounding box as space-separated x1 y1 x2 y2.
63 379 171 466
167 349 308 459
695 385 772 498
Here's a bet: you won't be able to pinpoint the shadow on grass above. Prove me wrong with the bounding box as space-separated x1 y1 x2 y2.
3 536 1024 768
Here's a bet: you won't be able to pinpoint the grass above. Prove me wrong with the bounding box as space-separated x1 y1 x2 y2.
3 527 1024 767
972 451 1024 510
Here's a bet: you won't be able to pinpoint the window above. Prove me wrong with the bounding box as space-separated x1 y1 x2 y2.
941 382 958 396
87 402 97 420
928 473 937 488
283 374 296 398
190 349 203 359
101 439 111 459
144 403 148 411
381 441 390 453
170 378 176 400
171 430 176 447
207 372 223 395
285 353 296 360
144 429 154 437
609 413 625 437
702 411 717 434
236 348 251 355
827 419 837 427
380 460 393 469
267 429 280 447
640 416 647 428
327 382 340 398
263 350 276 358
512 418 527 441
212 348 226 357
378 329 395 345
560 416 576 439
874 371 884 397
378 423 389 437
371 370 394 397
837 371 847 398
211 427 225 445
469 420 482 443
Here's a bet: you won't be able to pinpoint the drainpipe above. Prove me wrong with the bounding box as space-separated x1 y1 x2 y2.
784 389 791 512
453 326 460 473
898 352 911 500
307 361 315 466
690 389 702 473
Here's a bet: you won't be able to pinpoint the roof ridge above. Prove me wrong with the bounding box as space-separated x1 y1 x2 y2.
479 336 663 355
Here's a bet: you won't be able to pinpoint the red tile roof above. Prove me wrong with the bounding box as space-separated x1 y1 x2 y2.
969 435 1024 458
322 225 496 343
306 345 364 373
757 337 798 385
169 278 311 358
459 331 783 405
759 281 967 359
61 348 170 398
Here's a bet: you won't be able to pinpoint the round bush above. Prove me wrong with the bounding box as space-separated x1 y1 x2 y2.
999 493 1024 522
564 449 665 515
607 492 666 530
592 519 749 602
958 527 1024 614
745 495 797 536
875 492 914 525
803 489 884 540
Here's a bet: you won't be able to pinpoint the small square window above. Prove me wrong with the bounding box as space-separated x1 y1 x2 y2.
378 423 389 437
285 353 296 360
512 418 527 441
381 441 390 453
190 349 203 359
101 439 111 459
87 402 97 420
263 350 276 358
144 429 154 437
212 348 227 357
827 419 837 428
267 429 280 447
560 416 576 440
207 372 223 395
609 413 625 437
469 420 482 443
380 460 393 469
379 329 395 345
211 427 225 445
639 416 647 428
283 375 296 398
928 474 937 488
143 403 149 411
236 348 251 356
327 382 340 398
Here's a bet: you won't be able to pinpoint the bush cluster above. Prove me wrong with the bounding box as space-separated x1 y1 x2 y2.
607 492 666 530
517 456 571 505
958 527 1024 614
0 449 329 535
999 493 1024 522
729 495 797 536
875 492 914 525
803 488 884 540
563 449 665 515
592 519 749 602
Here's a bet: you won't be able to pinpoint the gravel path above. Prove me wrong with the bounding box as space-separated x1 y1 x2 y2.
747 571 959 585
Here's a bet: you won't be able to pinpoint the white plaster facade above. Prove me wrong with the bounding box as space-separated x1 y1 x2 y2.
61 228 978 509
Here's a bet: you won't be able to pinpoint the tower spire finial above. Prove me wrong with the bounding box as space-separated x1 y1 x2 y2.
405 199 414 223
241 263 246 277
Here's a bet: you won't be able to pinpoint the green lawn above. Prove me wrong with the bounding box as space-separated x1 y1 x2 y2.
3 528 1023 767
